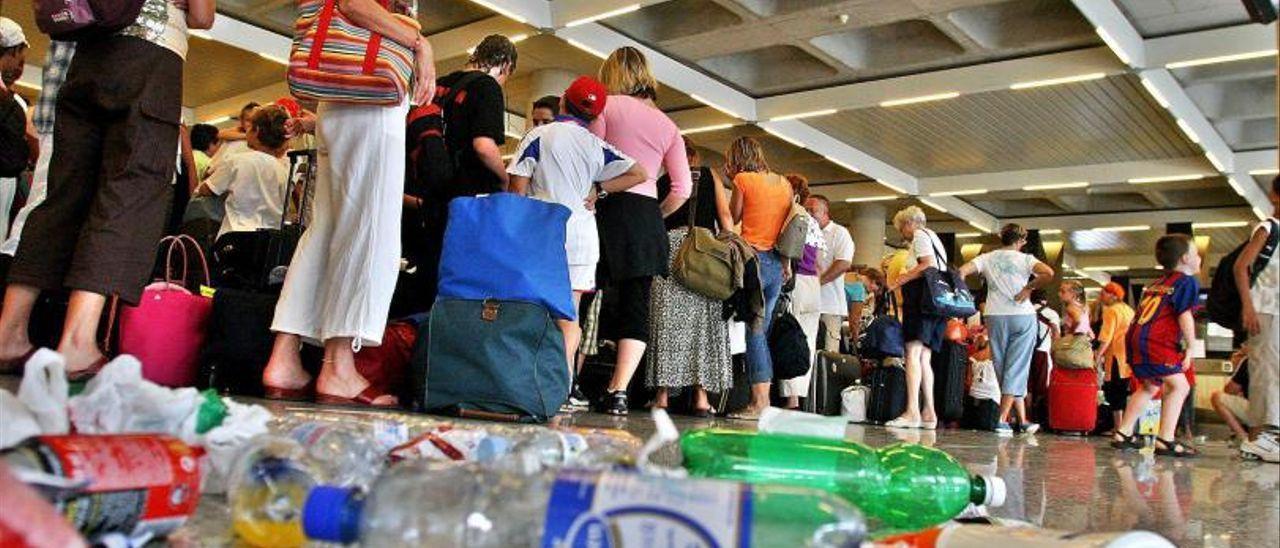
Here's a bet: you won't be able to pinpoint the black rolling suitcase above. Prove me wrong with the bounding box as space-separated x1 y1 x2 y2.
932 340 967 424
806 351 861 415
866 364 907 424
211 149 314 291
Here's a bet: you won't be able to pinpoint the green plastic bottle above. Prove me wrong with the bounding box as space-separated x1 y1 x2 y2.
680 429 1005 533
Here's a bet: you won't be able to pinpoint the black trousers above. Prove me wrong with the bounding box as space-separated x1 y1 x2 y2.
10 37 182 305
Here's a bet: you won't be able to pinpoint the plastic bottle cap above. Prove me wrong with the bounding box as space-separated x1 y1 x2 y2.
982 476 1007 507
303 486 363 543
476 436 512 462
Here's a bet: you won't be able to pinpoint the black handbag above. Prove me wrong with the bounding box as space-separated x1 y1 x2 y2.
862 293 905 359
768 295 811 380
918 234 977 319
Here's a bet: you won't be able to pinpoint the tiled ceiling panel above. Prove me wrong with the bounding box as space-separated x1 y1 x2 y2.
1173 57 1278 152
1116 0 1251 38
804 74 1203 177
966 178 1247 218
604 0 1100 97
1068 225 1252 256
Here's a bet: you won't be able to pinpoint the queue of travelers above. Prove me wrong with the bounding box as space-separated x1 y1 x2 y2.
0 0 1275 465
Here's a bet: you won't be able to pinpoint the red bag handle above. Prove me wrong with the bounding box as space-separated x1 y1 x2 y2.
308 0 389 76
158 235 212 290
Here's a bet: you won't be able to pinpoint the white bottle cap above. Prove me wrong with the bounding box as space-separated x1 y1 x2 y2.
982 475 1007 507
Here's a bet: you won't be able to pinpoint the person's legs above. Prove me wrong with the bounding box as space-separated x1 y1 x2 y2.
0 284 38 362
316 337 396 405
920 344 936 423
57 290 106 372
896 341 924 423
1212 391 1251 440
262 333 308 389
988 316 1013 423
693 385 711 412
606 277 653 392
1003 315 1038 427
1117 380 1159 437
781 309 820 407
1246 314 1280 435
820 313 842 353
742 251 783 414
1013 397 1029 425
561 292 584 380
1157 374 1190 442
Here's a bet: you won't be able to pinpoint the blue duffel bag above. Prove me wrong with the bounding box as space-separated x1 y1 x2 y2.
424 297 569 422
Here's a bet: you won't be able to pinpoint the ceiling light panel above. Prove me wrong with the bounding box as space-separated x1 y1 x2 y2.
929 189 988 197
564 4 641 27
769 109 838 122
1127 174 1204 184
1023 182 1089 191
879 92 961 108
1166 49 1278 69
1010 72 1106 90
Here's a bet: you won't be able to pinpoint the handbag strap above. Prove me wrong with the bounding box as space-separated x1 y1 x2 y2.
309 0 390 76
685 169 701 232
924 229 948 272
160 236 189 288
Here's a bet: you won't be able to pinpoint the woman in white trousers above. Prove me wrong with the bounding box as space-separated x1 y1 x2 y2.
260 0 434 406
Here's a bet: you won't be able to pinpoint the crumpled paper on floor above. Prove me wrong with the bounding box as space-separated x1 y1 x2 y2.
0 349 69 450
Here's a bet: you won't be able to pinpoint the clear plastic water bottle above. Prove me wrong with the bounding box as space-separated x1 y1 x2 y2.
476 428 638 472
227 436 318 548
281 421 386 487
302 462 866 547
681 429 1005 533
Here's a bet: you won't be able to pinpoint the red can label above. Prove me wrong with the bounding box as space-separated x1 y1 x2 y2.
33 434 201 539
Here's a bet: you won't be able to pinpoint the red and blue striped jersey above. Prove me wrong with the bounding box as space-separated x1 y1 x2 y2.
1126 272 1200 367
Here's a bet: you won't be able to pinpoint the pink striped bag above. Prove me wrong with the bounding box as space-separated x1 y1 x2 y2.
288 0 420 105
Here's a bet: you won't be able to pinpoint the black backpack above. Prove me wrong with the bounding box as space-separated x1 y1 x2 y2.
1207 219 1279 331
768 296 811 380
405 71 487 201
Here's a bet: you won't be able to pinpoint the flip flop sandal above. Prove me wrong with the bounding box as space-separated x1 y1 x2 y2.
263 379 316 402
66 355 110 383
1111 431 1144 451
315 386 399 408
0 347 37 375
1154 437 1199 458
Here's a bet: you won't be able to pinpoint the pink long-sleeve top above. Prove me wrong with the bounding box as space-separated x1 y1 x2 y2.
589 95 691 200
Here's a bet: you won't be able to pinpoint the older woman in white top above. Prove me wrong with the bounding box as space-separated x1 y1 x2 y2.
884 206 946 429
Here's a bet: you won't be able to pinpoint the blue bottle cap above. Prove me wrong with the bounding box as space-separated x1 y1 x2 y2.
475 436 513 462
303 486 364 544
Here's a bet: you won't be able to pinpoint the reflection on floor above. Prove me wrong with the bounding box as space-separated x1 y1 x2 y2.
148 398 1279 548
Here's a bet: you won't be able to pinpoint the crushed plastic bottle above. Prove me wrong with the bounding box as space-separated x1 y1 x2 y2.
227 436 318 548
280 421 386 487
302 461 866 547
681 429 1005 533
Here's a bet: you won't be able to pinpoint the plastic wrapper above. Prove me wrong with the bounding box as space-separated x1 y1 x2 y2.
0 349 70 450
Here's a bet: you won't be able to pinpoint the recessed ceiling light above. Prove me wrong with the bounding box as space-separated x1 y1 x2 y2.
769 109 838 122
680 123 735 135
879 92 961 108
918 198 948 213
564 3 641 27
1023 182 1089 191
1249 168 1280 176
1127 174 1205 184
1193 221 1250 229
844 195 899 203
1010 72 1106 90
956 232 982 238
1091 225 1150 233
1166 49 1278 69
1081 266 1130 272
509 33 530 43
929 189 988 197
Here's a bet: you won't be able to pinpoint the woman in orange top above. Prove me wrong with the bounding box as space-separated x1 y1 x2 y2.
725 136 793 419
1096 282 1136 431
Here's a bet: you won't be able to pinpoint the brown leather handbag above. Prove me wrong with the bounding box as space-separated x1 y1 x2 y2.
672 175 735 301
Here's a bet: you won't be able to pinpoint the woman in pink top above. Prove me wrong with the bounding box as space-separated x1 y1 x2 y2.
587 47 691 416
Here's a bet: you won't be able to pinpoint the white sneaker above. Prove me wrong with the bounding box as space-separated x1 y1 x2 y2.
1240 432 1280 463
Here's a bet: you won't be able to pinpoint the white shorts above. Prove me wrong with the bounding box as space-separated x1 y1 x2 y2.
1220 393 1250 425
569 263 596 292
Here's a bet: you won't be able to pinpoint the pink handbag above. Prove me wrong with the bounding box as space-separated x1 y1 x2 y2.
118 235 213 387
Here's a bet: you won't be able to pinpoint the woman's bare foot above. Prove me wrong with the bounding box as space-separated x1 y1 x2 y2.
651 388 669 409
58 342 105 376
262 335 311 390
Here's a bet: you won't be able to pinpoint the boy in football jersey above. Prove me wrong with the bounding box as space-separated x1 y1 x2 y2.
1111 234 1201 457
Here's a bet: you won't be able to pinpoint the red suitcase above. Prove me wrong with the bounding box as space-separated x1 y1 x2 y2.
1049 367 1098 434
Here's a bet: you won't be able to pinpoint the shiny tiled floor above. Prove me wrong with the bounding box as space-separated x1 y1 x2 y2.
157 398 1280 548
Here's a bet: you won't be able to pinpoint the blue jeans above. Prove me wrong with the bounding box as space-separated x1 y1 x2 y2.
746 250 784 384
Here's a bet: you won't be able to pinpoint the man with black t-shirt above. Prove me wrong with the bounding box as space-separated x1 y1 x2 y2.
396 35 517 315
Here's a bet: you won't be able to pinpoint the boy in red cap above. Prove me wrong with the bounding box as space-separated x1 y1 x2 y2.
1096 280 1135 430
506 76 648 383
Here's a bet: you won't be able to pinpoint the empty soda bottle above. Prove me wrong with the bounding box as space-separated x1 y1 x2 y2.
680 429 1005 533
227 436 320 548
302 461 866 547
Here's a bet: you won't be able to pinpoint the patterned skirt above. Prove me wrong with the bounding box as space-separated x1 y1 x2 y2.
645 228 732 392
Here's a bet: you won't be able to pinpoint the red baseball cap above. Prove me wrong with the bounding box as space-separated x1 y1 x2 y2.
275 97 302 118
563 76 608 119
1103 282 1125 300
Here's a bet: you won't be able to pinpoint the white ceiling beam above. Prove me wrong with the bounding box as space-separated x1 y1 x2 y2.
918 157 1213 194
464 0 553 29
757 120 918 196
193 13 292 61
757 47 1125 119
1145 23 1277 69
1235 149 1278 175
1004 206 1256 233
1059 252 1111 285
1071 0 1145 68
551 0 669 28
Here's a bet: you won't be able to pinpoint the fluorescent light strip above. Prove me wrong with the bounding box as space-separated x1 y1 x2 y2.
1081 266 1130 272
204 115 233 125
1249 168 1280 176
1127 174 1204 184
824 156 859 173
1039 229 1063 235
689 94 743 120
564 38 606 59
918 198 948 214
929 189 988 197
564 3 641 27
879 92 960 108
1095 27 1131 65
1193 221 1249 229
1206 152 1226 172
509 33 530 43
1023 181 1089 191
956 232 982 238
1227 177 1246 195
877 180 909 194
1175 119 1201 144
843 195 899 203
1090 225 1150 233
680 123 735 135
968 221 992 234
467 0 528 23
1166 49 1278 69
769 109 837 122
1010 72 1106 90
1139 77 1170 108
761 126 807 149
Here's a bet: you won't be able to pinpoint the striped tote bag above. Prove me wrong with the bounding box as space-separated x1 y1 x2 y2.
288 0 419 105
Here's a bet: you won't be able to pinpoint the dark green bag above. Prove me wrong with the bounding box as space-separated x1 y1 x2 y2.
418 298 569 423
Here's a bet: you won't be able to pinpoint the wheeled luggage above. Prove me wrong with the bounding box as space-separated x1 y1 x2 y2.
1049 367 1099 434
198 287 279 396
932 340 967 423
866 364 907 424
806 351 861 415
210 149 314 291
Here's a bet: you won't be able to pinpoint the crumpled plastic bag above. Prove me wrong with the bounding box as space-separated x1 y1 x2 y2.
0 349 70 450
68 355 271 493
